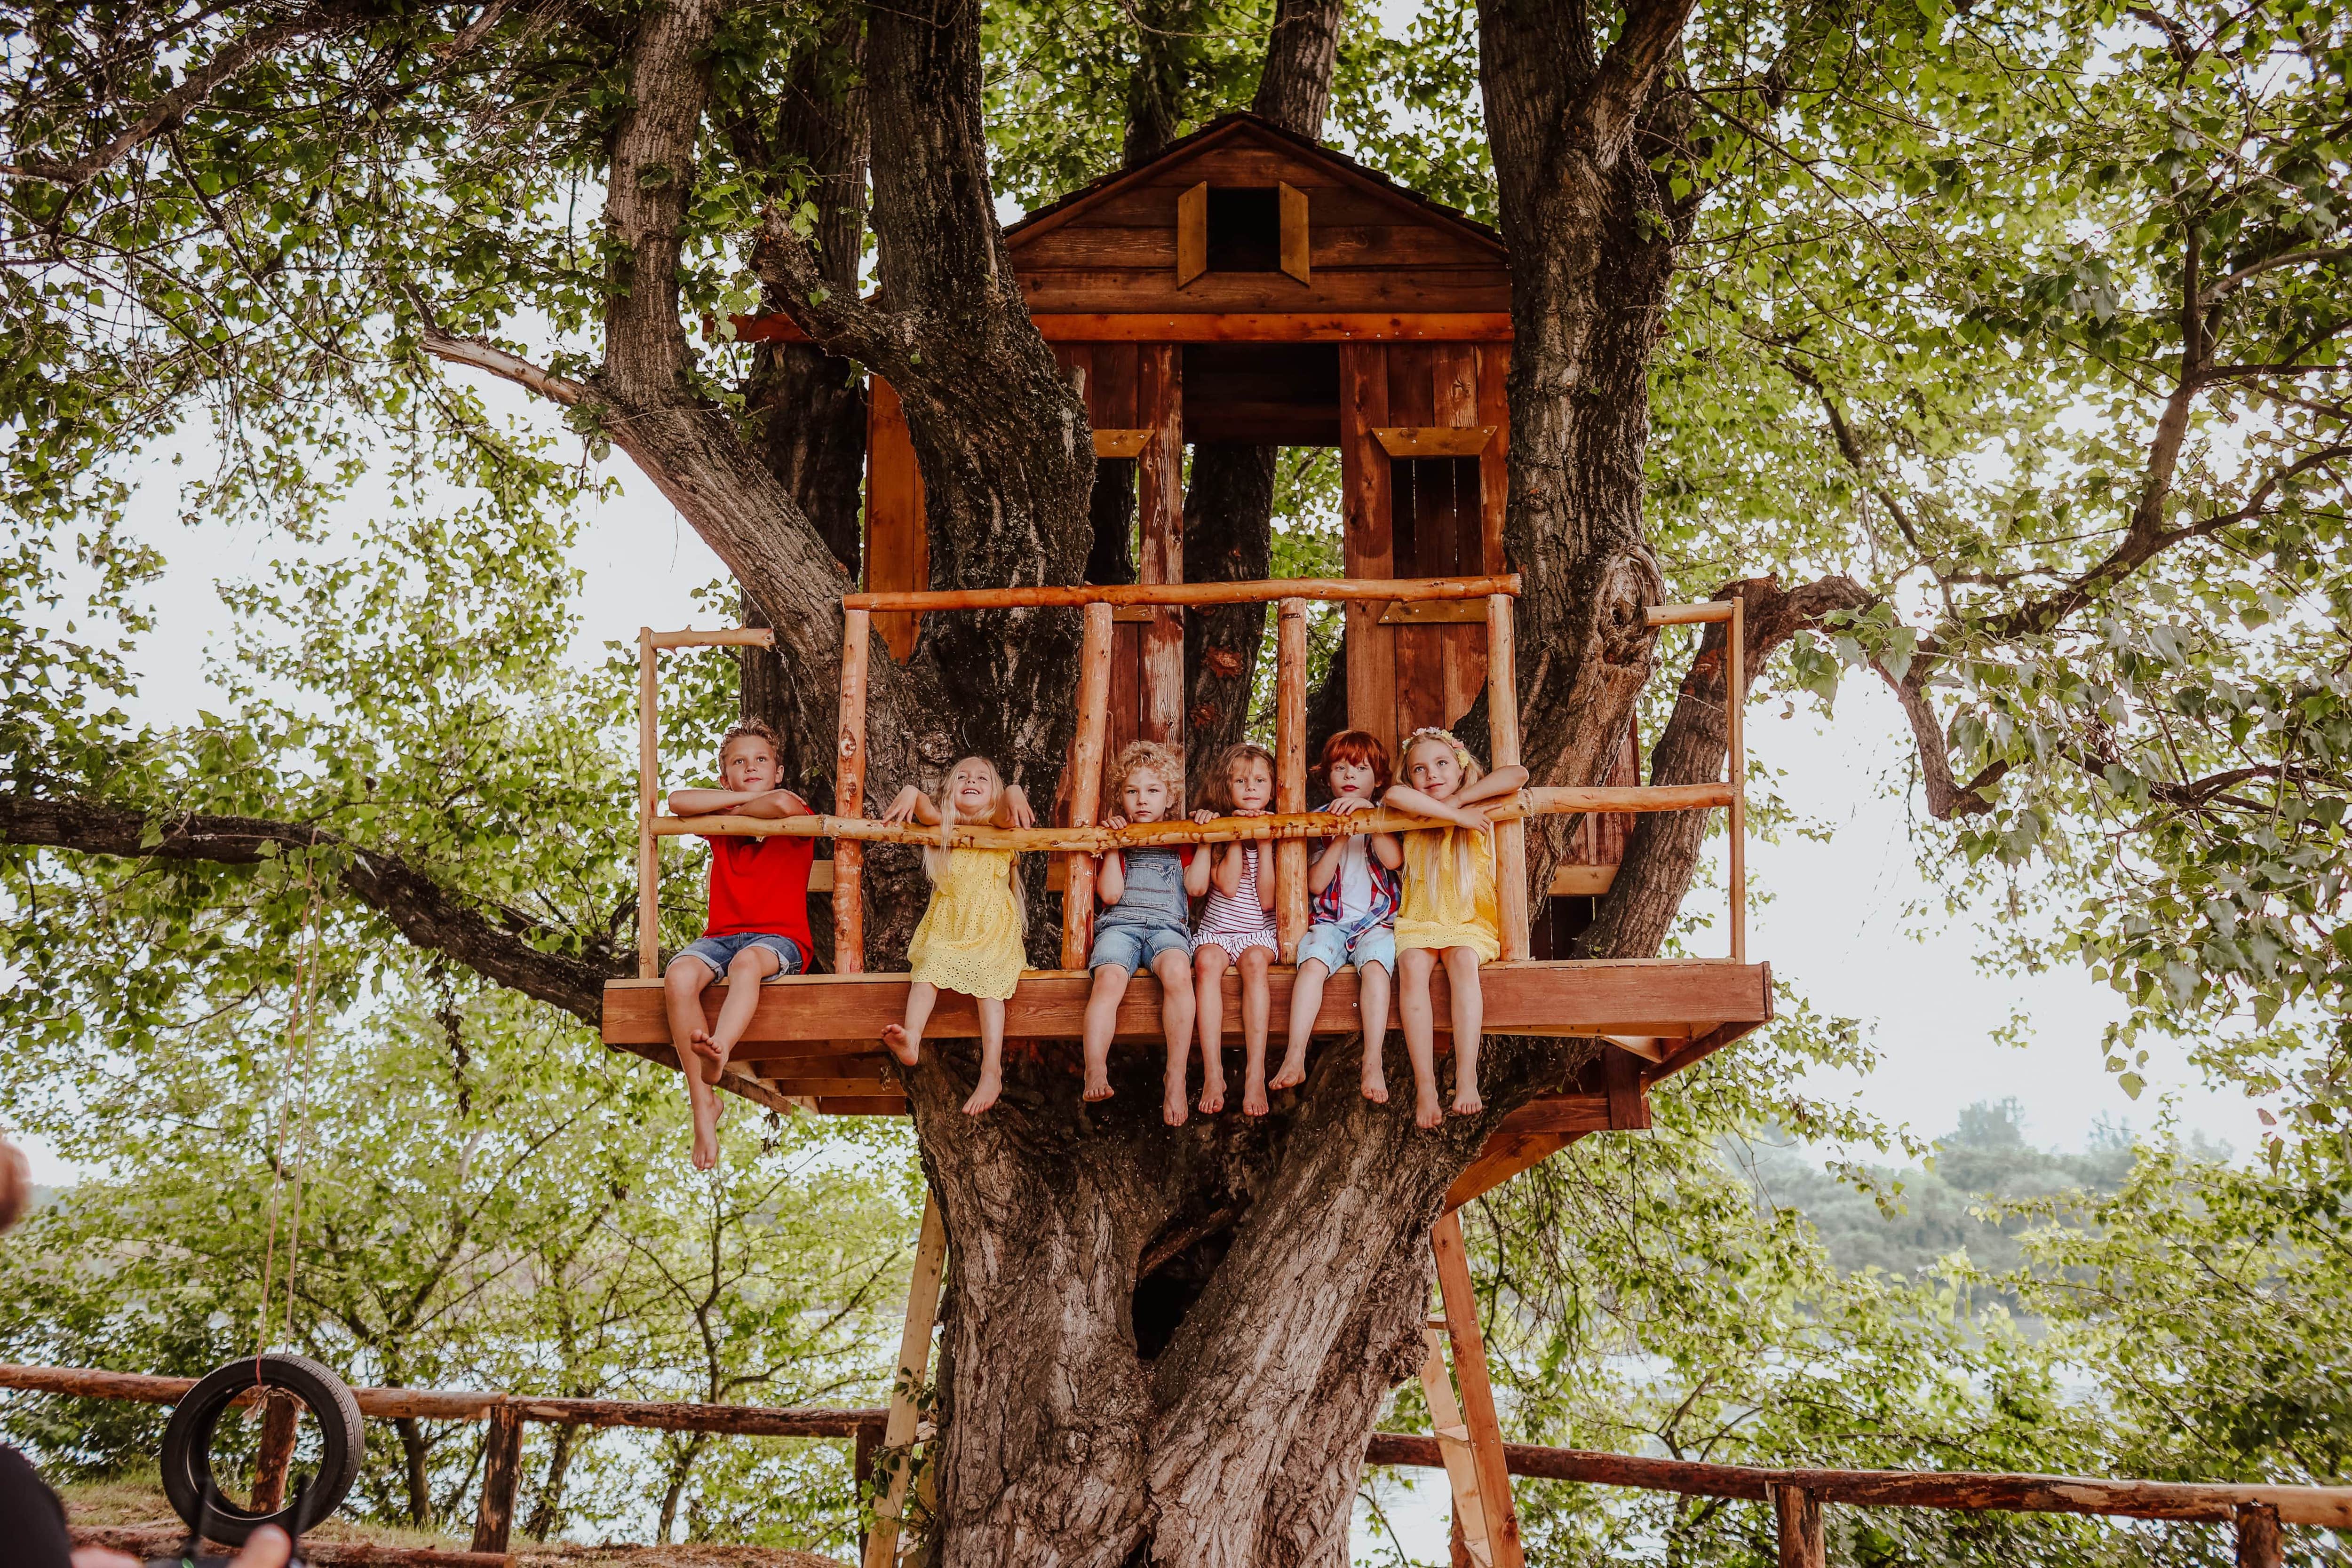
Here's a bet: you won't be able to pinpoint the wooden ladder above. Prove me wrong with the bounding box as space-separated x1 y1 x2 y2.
1427 1209 1526 1568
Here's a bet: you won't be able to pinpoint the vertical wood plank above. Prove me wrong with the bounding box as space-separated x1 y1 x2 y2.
865 380 927 663
1279 182 1311 283
2235 1503 2283 1568
1772 1483 1825 1568
1138 344 1184 743
1486 594 1529 961
250 1391 300 1513
1728 592 1746 966
637 628 659 979
471 1403 525 1555
1275 598 1310 961
854 1423 877 1560
1388 342 1437 426
866 1196 948 1568
1063 603 1115 968
1338 343 1395 752
1176 182 1208 287
1432 1212 1524 1568
1603 1045 1651 1129
1431 343 1477 428
1095 342 1138 429
1476 343 1511 575
1433 351 1484 721
1420 1323 1494 1568
1109 619 1142 802
835 608 871 975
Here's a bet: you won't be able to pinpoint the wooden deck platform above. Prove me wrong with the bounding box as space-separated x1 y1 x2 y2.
599 959 1773 1156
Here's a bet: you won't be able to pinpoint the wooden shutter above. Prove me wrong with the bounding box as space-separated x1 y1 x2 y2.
1278 181 1310 283
1176 182 1208 287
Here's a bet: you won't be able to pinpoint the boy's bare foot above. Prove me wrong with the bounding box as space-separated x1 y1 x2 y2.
690 1115 719 1170
1414 1084 1445 1129
688 1027 721 1064
1269 1053 1306 1091
1198 1073 1226 1116
881 1023 920 1067
1361 1060 1389 1103
1242 1072 1269 1117
1163 1079 1190 1125
1082 1072 1114 1102
1451 1084 1484 1117
962 1071 1002 1116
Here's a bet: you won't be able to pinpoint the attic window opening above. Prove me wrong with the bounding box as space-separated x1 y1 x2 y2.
1177 181 1310 287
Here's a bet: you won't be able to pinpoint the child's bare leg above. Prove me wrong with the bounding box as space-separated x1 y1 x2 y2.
963 997 1006 1115
1237 945 1274 1116
1151 947 1198 1125
666 957 722 1169
1276 958 1328 1091
1359 959 1394 1102
1397 947 1443 1129
1443 946 1486 1116
883 981 938 1067
709 945 782 1071
1081 966 1130 1101
1192 944 1231 1116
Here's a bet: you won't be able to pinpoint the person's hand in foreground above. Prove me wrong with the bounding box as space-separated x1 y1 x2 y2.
74 1521 294 1568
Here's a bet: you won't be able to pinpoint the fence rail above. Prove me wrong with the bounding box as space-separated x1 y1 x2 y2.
7 1363 2340 1568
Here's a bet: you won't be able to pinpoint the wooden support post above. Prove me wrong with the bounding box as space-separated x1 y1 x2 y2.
1274 597 1310 961
1486 594 1530 961
1063 603 1115 969
1772 1482 1824 1568
1727 592 1746 966
1431 1212 1523 1568
2236 1502 2283 1568
865 1196 947 1568
1420 1319 1494 1568
249 1391 300 1513
637 628 660 978
470 1403 525 1554
1137 344 1184 744
836 608 871 976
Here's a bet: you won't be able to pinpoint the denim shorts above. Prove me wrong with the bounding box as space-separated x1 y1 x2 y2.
1295 919 1396 977
671 932 806 982
1088 922 1191 975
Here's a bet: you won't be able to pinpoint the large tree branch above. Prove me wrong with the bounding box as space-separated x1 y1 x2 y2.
598 0 718 397
1565 0 1702 165
749 213 918 377
1875 663 2006 821
419 329 586 406
5 2 373 189
0 792 611 1023
1251 0 1347 134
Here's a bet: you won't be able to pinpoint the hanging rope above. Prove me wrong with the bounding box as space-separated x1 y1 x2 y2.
254 860 326 1370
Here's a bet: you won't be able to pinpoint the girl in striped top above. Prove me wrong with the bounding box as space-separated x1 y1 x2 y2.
1189 743 1280 1115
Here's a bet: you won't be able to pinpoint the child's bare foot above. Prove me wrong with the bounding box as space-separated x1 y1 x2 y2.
1451 1084 1484 1117
690 1114 719 1170
1163 1078 1190 1126
1082 1071 1114 1102
1198 1072 1226 1116
962 1071 1002 1116
1243 1071 1270 1117
688 1027 721 1065
1362 1058 1389 1103
881 1023 920 1067
1269 1053 1306 1092
1414 1083 1445 1129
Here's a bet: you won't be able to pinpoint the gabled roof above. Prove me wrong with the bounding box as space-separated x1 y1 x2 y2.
1004 111 1506 260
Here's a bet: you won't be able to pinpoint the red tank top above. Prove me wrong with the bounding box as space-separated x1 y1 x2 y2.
702 835 816 950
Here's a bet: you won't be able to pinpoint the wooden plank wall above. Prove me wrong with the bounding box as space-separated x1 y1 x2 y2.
1009 134 1508 316
864 381 926 662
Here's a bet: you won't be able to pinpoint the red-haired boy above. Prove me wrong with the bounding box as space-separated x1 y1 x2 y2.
1271 729 1405 1102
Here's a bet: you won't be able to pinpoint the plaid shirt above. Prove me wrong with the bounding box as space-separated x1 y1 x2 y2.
1307 811 1400 928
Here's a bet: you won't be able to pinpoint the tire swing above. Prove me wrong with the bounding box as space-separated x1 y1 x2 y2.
158 1352 365 1544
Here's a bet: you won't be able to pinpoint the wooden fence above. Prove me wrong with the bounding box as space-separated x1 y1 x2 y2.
5 1363 2342 1568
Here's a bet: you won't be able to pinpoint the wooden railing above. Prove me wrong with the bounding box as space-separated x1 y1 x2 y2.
632 577 1750 981
7 1363 2339 1568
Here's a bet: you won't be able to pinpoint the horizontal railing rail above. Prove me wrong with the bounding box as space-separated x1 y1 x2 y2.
7 1363 2338 1565
841 572 1518 611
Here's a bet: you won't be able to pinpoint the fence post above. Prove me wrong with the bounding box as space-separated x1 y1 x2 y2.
471 1402 525 1554
1486 594 1529 961
637 628 660 978
1771 1482 1824 1568
1063 602 1114 968
1727 591 1746 965
1274 597 1310 961
836 608 871 975
2236 1502 2282 1568
249 1391 300 1513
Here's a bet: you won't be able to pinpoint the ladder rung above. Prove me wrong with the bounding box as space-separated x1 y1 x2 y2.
1436 1423 1471 1442
1427 1315 1450 1329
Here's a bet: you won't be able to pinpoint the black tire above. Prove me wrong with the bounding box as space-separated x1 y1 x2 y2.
159 1354 363 1544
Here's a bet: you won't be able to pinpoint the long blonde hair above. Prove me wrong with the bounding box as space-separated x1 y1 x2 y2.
923 756 1028 927
1402 727 1488 891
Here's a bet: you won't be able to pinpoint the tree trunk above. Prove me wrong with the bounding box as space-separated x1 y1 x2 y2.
525 1422 578 1542
393 1415 434 1528
1181 445 1277 802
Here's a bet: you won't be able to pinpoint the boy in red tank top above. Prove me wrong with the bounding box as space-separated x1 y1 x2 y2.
663 720 816 1168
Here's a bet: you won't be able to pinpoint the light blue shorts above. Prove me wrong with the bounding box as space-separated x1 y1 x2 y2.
1089 923 1192 975
670 933 805 982
1295 920 1396 976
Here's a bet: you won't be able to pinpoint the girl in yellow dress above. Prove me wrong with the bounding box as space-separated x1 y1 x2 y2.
879 757 1034 1114
1383 727 1527 1128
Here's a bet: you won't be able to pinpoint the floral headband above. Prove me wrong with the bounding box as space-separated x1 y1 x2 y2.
1404 726 1475 768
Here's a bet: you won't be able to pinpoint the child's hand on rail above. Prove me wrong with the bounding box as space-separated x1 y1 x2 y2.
1104 814 1128 831
1004 785 1036 829
879 785 923 825
1326 797 1372 816
1192 809 1218 825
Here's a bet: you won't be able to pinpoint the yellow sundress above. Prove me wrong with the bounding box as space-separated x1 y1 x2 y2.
1392 827 1501 961
906 847 1025 999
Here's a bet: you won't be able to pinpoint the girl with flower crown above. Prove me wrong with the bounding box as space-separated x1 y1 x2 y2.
1382 726 1527 1127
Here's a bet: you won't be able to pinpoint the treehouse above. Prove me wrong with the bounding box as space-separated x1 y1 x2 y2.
598 116 1775 1566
